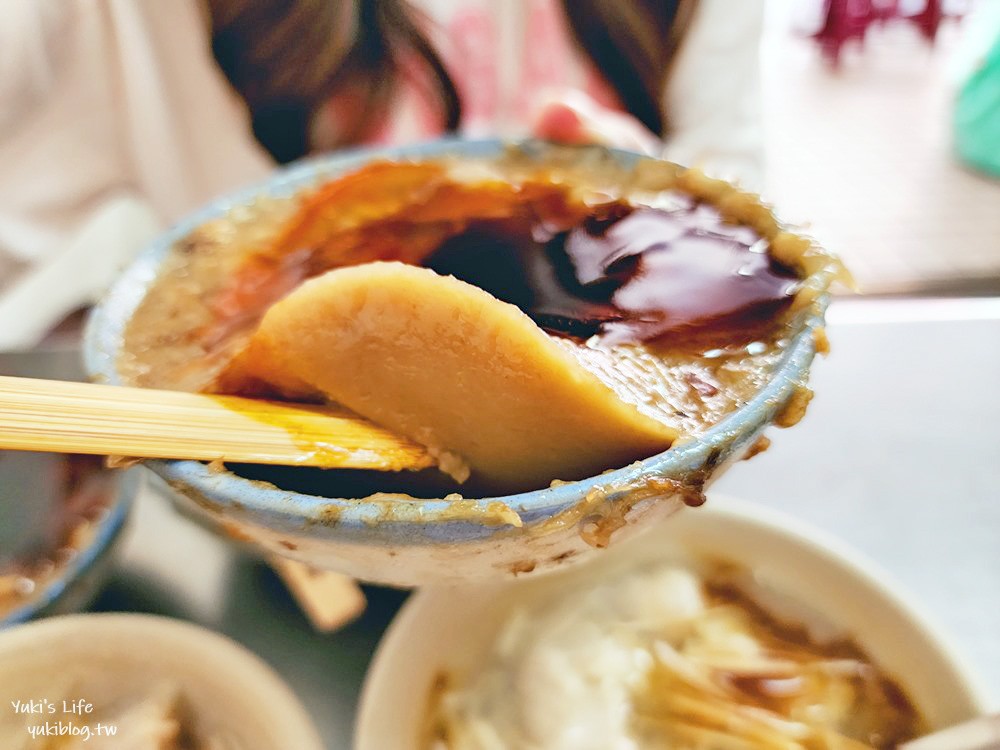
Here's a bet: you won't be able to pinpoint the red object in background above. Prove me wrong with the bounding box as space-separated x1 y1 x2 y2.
812 0 958 66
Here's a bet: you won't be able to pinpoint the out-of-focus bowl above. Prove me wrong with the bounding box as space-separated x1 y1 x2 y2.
0 613 324 749
0 351 137 627
356 496 993 749
85 139 829 586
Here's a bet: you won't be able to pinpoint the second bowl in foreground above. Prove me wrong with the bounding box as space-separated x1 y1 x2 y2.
0 613 324 749
357 496 992 749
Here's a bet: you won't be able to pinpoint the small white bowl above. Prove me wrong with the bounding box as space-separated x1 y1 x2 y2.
357 496 993 749
0 613 324 750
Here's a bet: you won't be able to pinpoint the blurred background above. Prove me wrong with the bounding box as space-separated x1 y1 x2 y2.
1 0 998 348
762 0 1000 296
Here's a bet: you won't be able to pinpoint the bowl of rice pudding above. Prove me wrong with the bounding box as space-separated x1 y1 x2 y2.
356 497 991 749
86 140 845 585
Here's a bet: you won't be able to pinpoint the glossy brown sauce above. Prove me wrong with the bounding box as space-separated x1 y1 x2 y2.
209 172 798 353
425 202 799 346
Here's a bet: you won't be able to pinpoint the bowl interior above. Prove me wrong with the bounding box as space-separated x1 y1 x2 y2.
0 613 324 750
356 496 991 749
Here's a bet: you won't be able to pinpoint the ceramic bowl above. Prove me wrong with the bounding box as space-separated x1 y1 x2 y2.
85 139 829 586
356 496 993 749
0 613 324 749
0 351 138 627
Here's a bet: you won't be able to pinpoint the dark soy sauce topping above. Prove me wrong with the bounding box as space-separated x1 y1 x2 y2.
424 201 801 346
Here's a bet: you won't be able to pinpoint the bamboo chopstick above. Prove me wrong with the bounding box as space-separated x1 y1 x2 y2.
0 375 433 471
269 557 367 632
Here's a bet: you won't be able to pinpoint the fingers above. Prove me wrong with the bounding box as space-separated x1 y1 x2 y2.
533 101 589 145
531 89 663 156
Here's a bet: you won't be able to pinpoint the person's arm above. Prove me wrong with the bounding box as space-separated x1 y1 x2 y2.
0 0 272 349
662 0 766 190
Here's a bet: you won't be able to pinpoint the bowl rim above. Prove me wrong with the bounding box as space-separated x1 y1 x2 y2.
84 138 827 534
0 611 325 749
1 468 140 628
355 496 995 748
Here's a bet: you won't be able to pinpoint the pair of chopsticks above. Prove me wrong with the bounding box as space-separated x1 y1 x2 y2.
0 375 431 471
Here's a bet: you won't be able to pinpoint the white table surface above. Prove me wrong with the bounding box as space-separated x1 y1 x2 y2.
58 298 1000 747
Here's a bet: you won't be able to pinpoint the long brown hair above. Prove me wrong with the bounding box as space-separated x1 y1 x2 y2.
564 0 696 137
207 0 695 163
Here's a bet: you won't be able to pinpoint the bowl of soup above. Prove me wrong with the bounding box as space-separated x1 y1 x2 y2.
85 140 845 585
356 497 992 749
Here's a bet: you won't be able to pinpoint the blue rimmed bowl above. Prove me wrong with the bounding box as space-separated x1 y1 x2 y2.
85 139 830 586
0 351 139 627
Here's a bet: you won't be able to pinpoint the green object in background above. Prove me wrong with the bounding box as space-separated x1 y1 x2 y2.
955 31 1000 178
